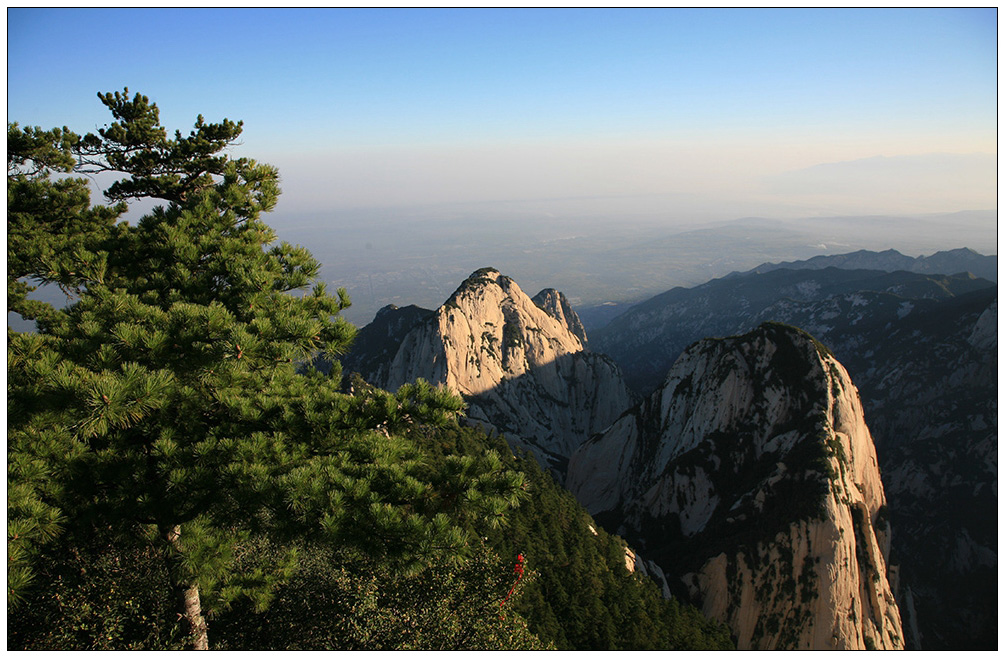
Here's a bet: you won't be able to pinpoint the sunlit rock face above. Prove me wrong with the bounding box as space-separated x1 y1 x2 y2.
531 287 589 347
568 323 903 650
747 289 997 649
375 268 635 465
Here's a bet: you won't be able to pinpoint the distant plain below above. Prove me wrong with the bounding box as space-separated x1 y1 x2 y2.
273 209 997 329
10 208 995 334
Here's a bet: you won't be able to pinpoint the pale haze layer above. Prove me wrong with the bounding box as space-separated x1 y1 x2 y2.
7 8 998 324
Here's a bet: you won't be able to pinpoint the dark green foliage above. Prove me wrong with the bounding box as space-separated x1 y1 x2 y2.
8 534 183 650
212 541 549 650
75 89 245 205
7 120 129 605
470 266 500 280
9 89 372 635
395 423 732 650
10 528 546 652
762 320 833 366
7 418 731 651
502 317 523 348
480 445 732 650
6 419 69 608
6 124 126 326
7 422 536 651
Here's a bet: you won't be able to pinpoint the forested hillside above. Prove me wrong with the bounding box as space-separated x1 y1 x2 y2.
474 432 731 650
7 90 729 651
11 421 731 650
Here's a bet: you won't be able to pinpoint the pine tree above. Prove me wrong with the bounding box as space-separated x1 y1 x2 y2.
7 90 523 649
7 122 127 608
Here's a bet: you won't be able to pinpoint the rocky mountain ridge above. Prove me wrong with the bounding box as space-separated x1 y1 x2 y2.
567 323 904 650
592 267 994 395
587 261 996 649
338 264 993 649
749 287 997 649
342 268 635 466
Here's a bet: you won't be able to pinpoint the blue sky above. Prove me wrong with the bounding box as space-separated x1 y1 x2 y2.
7 8 998 217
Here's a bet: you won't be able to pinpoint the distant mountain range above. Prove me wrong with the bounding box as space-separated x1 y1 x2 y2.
299 210 995 329
730 247 997 282
591 266 992 396
577 247 996 333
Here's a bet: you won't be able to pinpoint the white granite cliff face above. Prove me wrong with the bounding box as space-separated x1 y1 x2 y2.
567 323 903 650
383 269 634 462
532 288 589 347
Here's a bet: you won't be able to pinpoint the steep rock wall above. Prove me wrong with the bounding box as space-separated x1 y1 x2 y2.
532 287 589 347
567 322 903 649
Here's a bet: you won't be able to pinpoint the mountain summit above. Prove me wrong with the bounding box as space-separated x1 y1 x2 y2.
568 323 904 650
346 268 635 466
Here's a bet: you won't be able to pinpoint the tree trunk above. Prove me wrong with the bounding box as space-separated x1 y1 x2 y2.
161 524 209 650
180 582 209 650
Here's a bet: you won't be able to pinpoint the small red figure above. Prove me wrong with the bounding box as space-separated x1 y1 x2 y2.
499 553 526 617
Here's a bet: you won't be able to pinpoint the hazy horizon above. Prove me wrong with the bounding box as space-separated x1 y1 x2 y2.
8 8 998 325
